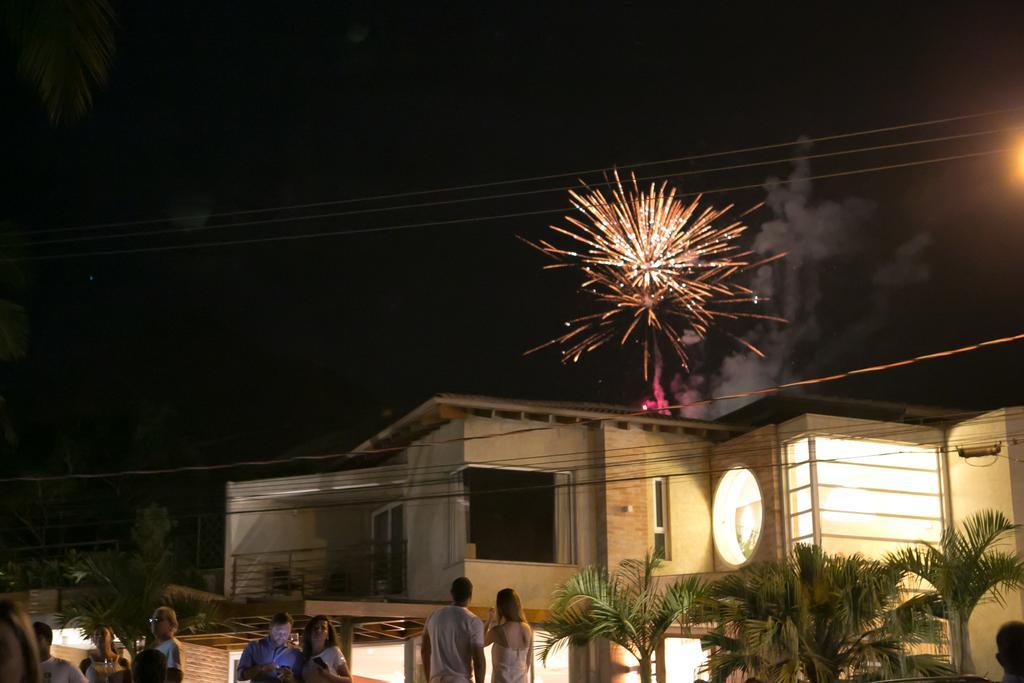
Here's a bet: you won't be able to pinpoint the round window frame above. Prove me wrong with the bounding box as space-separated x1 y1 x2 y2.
712 467 764 567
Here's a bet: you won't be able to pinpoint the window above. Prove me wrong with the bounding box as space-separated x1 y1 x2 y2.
456 466 574 563
712 468 763 566
652 478 668 558
784 437 943 557
371 504 404 595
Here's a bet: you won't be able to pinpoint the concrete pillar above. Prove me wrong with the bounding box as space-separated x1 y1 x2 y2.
405 637 417 682
338 618 354 671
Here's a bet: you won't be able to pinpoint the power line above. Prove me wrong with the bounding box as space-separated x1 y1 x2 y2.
30 103 1024 235
221 435 1018 519
0 328 1019 484
9 410 1001 527
6 147 1007 263
4 427 1012 535
16 125 1013 249
1 319 1019 484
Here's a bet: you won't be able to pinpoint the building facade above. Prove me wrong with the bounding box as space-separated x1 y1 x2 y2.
200 394 1024 682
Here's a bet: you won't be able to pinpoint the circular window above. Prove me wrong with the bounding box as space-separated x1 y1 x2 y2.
713 468 763 565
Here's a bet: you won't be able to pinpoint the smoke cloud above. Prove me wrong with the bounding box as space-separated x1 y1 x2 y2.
672 150 932 418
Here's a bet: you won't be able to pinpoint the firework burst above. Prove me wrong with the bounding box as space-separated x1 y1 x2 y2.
524 171 786 379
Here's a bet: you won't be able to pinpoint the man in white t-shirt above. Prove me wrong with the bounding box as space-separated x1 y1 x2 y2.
149 606 185 683
421 577 486 683
32 622 87 683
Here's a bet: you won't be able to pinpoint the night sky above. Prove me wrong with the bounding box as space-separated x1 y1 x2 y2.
3 2 1024 470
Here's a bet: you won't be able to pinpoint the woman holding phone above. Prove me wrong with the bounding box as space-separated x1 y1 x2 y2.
301 616 352 683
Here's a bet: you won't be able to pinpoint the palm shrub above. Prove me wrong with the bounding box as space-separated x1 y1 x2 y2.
58 505 218 656
539 552 706 683
702 543 950 683
888 509 1024 673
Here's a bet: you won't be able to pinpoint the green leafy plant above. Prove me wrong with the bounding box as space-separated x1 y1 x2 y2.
539 552 706 683
0 550 89 592
703 543 950 683
888 509 1024 673
58 505 218 656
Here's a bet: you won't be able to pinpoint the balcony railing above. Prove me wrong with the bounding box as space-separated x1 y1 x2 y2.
230 541 406 599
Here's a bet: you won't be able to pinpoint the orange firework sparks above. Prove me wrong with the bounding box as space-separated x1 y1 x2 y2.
523 171 786 378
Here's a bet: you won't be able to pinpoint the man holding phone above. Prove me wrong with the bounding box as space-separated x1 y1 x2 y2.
237 612 305 682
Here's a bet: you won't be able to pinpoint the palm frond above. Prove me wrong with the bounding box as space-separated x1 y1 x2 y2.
703 543 946 683
3 0 116 123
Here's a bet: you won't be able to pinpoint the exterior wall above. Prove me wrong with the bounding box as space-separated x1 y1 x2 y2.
52 644 88 669
777 413 945 449
180 642 231 683
462 559 579 610
403 419 468 602
710 425 782 570
407 414 599 608
463 413 601 566
224 466 406 596
596 424 714 574
947 407 1024 678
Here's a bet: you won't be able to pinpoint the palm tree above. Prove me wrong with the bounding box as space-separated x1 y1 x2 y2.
539 553 707 683
1 0 116 124
888 509 1024 674
703 544 950 683
58 505 218 656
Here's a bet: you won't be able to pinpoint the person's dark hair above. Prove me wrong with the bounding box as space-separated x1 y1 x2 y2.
302 615 340 659
451 577 473 603
997 621 1024 673
32 622 53 646
270 612 294 627
0 600 41 683
496 588 525 623
133 648 168 683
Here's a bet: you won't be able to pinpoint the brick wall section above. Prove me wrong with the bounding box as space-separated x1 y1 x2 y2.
599 425 655 569
52 644 88 671
181 642 230 683
603 477 650 569
710 424 784 570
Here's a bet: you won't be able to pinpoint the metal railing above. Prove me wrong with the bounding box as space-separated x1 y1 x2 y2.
230 541 406 599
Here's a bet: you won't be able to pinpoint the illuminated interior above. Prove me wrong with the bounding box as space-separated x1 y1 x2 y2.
354 643 405 683
712 468 763 565
786 436 943 557
662 638 708 682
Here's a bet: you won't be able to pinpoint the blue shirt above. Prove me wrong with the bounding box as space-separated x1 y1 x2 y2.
236 636 304 681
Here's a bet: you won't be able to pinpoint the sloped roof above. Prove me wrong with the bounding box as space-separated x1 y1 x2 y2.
719 392 972 427
354 392 744 452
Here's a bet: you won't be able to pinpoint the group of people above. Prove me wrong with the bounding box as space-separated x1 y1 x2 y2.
232 577 531 683
12 587 1024 683
0 601 183 682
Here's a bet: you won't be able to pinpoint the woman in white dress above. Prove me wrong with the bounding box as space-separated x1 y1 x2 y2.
301 615 352 683
484 588 532 683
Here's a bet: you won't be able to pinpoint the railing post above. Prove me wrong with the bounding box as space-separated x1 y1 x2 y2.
288 549 295 594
